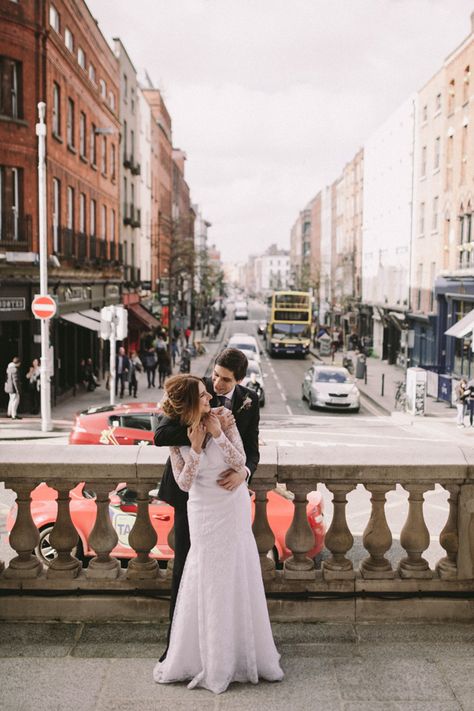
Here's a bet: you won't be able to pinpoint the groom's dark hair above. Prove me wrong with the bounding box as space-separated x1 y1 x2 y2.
215 348 248 381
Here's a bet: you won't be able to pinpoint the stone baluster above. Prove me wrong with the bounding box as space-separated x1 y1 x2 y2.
398 484 434 579
46 483 82 579
436 484 460 580
284 483 315 580
4 483 42 579
166 523 175 574
360 484 396 579
127 483 160 579
86 482 121 579
252 481 276 580
322 484 355 580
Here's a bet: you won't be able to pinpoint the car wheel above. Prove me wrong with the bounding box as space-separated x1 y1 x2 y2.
353 406 360 414
301 388 306 401
309 394 316 411
36 525 84 567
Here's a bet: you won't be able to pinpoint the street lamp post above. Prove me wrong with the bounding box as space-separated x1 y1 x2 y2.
36 102 52 432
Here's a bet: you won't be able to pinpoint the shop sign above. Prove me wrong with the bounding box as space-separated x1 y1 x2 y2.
0 297 26 311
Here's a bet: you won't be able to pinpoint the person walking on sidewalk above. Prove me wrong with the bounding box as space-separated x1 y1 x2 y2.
143 347 157 388
158 347 172 388
26 358 41 414
128 350 143 398
465 377 474 426
115 347 130 399
455 378 469 427
5 356 22 420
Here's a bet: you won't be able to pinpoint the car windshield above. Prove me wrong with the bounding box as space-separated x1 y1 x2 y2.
232 342 257 352
315 370 349 383
272 323 311 339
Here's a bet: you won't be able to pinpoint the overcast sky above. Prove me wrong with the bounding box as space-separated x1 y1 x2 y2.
88 0 473 264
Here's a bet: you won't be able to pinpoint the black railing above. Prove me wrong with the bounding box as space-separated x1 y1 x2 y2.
0 212 32 250
89 235 97 260
57 227 75 258
110 241 116 261
118 243 123 262
77 233 87 260
97 239 107 259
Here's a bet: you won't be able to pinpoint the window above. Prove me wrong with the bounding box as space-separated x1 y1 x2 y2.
66 98 74 148
101 136 107 174
79 111 86 158
419 202 425 235
0 57 22 119
422 104 428 122
123 119 127 161
49 4 60 33
430 262 436 311
52 177 60 252
111 143 116 180
435 93 442 113
101 204 106 240
416 264 423 310
0 166 24 241
123 176 127 217
99 79 106 99
123 73 128 102
111 208 115 243
131 88 135 113
90 199 96 236
448 79 455 115
78 47 85 70
461 125 468 184
89 63 95 84
65 28 73 52
130 129 134 162
464 66 470 104
108 91 115 110
432 196 439 232
79 193 86 233
421 145 427 177
90 123 96 165
52 82 60 135
434 136 440 170
67 186 74 230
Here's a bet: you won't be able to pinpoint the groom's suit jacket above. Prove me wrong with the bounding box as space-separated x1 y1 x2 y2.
155 378 260 509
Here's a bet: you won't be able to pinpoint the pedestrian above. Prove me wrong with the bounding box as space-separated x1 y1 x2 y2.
158 347 172 388
466 377 474 426
179 346 191 373
115 346 130 399
84 357 99 391
171 338 180 367
143 347 157 388
185 327 191 346
4 356 22 420
155 334 166 352
455 377 469 427
26 358 41 414
128 350 143 398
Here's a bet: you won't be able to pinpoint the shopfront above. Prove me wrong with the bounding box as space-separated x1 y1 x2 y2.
435 276 474 377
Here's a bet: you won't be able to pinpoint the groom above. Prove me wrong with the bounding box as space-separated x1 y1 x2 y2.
154 347 260 654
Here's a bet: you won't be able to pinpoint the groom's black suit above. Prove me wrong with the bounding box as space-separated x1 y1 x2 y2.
154 377 260 629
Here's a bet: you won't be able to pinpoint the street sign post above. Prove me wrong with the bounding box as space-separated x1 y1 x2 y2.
100 305 128 406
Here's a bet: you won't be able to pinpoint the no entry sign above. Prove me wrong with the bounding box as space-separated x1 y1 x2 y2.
32 295 57 320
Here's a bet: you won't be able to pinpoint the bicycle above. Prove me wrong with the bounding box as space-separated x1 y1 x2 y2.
394 380 407 410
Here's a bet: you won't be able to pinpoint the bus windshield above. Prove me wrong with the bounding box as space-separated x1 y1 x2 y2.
271 323 311 339
274 293 310 309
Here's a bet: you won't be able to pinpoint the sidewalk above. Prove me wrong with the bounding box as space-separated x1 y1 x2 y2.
311 349 454 419
0 329 227 441
0 621 472 710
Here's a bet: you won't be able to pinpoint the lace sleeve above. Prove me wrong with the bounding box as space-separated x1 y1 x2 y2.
213 424 246 470
170 446 201 492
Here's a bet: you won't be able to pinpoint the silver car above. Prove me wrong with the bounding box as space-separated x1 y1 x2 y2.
302 365 360 412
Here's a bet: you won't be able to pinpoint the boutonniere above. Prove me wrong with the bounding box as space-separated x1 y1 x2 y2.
236 396 252 414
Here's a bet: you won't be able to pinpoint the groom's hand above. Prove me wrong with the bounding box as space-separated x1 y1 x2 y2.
217 467 246 491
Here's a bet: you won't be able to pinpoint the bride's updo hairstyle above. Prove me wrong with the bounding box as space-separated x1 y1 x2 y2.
162 374 204 430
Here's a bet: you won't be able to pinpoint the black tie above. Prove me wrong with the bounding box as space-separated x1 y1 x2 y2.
219 395 231 410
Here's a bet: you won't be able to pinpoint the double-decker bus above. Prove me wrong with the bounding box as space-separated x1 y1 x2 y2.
266 291 312 357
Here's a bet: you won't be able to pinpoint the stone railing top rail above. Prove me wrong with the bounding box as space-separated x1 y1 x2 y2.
0 442 473 483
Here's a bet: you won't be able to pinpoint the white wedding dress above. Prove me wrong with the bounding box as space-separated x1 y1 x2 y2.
153 421 284 694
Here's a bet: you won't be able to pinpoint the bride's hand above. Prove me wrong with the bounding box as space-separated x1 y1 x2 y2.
187 422 207 453
206 412 222 438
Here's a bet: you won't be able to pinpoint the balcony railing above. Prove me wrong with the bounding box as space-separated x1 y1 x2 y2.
0 442 473 623
123 204 141 228
0 212 32 251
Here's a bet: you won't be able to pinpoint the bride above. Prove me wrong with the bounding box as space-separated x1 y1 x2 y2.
153 374 283 694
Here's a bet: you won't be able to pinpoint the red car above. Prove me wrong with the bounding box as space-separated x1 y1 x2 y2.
69 402 161 445
6 482 324 568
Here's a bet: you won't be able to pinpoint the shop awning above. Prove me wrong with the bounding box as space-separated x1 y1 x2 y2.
445 309 474 338
127 303 160 330
60 311 101 332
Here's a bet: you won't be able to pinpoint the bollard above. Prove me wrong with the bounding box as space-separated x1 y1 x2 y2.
364 364 368 385
381 373 385 396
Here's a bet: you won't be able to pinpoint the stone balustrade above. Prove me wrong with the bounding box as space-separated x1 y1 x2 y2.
1 440 474 623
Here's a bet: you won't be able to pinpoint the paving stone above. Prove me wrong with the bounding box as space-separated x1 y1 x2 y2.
0 658 109 711
355 623 474 644
272 622 357 644
279 642 359 658
356 641 474 660
342 703 461 711
72 622 167 658
334 657 455 702
0 622 79 658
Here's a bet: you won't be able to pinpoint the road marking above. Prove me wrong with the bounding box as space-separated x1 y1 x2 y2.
286 405 293 415
280 392 287 402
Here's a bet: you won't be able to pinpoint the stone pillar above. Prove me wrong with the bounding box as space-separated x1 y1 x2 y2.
46 484 82 579
360 484 395 579
436 484 460 580
86 482 121 580
398 483 434 579
4 483 42 579
455 483 474 580
127 483 160 580
284 483 315 580
252 481 276 580
322 483 355 580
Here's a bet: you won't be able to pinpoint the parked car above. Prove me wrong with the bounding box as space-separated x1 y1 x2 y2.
302 365 360 412
69 402 162 445
241 359 265 407
227 333 262 363
6 482 325 568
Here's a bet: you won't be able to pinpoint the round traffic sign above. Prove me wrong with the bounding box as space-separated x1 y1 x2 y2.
32 295 57 320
